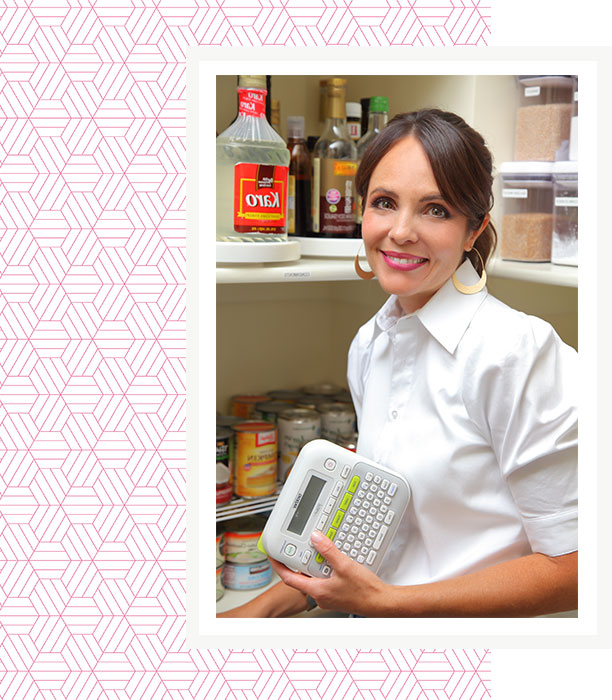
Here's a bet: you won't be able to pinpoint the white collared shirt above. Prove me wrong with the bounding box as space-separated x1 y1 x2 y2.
347 260 578 585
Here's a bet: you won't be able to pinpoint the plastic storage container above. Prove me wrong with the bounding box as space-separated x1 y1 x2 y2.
569 76 578 161
514 76 574 161
500 162 554 262
552 161 578 267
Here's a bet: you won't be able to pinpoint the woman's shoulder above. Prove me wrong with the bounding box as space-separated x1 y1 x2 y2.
466 292 577 364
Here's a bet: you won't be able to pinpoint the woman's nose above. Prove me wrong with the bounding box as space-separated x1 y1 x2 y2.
388 209 419 245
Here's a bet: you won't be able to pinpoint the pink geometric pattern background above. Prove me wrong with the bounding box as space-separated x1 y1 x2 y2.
0 2 491 697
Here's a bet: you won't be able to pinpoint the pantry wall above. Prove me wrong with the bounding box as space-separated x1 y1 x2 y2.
214 73 578 616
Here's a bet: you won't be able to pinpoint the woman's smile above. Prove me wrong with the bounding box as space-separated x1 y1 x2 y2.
381 251 429 270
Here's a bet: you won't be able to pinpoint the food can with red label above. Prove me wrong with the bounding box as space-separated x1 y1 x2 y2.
230 394 270 419
223 516 267 564
233 421 278 498
318 402 356 440
277 408 321 482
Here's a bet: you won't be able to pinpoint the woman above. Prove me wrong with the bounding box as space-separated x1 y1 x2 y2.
219 109 578 618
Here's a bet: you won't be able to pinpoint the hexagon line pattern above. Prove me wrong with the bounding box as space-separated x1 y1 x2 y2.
1 2 491 698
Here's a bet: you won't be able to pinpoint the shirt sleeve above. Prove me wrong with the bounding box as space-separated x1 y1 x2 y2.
463 315 578 557
347 331 364 431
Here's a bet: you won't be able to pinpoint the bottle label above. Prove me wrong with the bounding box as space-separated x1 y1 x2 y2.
348 121 361 141
234 163 289 233
237 88 267 118
312 158 357 235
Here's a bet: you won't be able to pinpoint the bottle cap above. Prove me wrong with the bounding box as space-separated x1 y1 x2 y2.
368 96 389 113
238 75 266 89
287 115 305 139
346 102 362 118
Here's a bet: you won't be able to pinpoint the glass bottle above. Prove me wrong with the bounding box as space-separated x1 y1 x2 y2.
216 75 290 242
312 78 358 238
286 116 312 237
355 95 389 233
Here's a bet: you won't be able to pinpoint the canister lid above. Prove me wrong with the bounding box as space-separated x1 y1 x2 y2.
368 96 389 113
238 75 266 90
499 161 554 177
552 160 578 174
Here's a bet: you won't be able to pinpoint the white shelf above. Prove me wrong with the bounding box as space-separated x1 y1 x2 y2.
217 254 577 287
488 258 577 288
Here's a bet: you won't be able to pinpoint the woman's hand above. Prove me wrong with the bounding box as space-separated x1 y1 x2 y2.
268 530 393 617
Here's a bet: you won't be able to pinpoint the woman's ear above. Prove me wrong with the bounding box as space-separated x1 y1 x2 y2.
464 213 490 251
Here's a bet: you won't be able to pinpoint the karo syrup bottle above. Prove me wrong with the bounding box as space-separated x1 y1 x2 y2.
216 75 290 242
312 78 358 237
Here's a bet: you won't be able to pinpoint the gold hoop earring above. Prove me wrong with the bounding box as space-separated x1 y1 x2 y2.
452 247 487 295
354 243 375 280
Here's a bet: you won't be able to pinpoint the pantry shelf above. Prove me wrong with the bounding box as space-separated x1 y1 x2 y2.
488 258 578 288
216 255 578 287
216 491 280 523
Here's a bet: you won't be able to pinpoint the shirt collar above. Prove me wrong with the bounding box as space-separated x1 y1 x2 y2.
373 259 489 354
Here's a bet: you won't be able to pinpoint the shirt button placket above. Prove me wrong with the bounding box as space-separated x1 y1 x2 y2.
390 319 416 421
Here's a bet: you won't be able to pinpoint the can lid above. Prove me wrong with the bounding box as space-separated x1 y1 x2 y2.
287 115 305 138
346 102 362 118
238 75 267 90
234 420 276 432
368 96 389 113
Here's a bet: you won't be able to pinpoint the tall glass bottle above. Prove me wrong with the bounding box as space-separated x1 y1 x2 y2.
216 75 290 242
355 96 389 233
312 78 358 238
286 116 312 237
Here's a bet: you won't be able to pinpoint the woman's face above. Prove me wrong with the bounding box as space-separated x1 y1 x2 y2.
362 135 480 315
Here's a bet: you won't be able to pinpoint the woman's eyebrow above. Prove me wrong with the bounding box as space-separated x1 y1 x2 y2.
369 187 447 203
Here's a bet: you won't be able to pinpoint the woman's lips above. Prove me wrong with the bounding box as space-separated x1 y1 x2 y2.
381 250 428 271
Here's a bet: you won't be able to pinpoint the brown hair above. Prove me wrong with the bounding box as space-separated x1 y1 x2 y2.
355 109 497 275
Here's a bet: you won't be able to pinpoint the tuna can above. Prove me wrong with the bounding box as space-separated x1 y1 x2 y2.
224 516 267 564
277 408 321 482
268 389 303 403
233 421 278 498
252 400 294 424
302 382 345 396
216 415 242 429
337 432 359 452
332 391 353 404
222 560 272 590
230 394 270 419
216 565 225 600
318 402 356 440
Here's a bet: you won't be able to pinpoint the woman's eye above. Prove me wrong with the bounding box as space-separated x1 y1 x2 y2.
428 204 449 218
372 197 394 210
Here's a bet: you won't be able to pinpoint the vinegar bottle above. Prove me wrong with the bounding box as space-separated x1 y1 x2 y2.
216 75 290 242
286 116 312 237
312 78 358 237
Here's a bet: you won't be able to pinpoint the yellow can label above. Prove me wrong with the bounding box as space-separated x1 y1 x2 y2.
235 427 278 497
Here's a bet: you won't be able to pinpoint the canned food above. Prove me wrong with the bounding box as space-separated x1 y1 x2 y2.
233 421 278 498
216 426 232 474
337 432 358 452
296 395 331 411
302 383 345 396
277 408 321 482
332 391 353 404
252 400 294 424
318 402 356 440
222 560 273 590
216 462 233 504
216 565 225 600
268 389 303 403
216 530 225 568
230 394 270 419
224 516 267 564
216 415 242 429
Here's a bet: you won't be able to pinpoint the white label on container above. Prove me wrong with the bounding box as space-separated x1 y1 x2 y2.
283 271 312 279
524 86 541 97
502 188 529 199
574 90 578 102
555 196 578 207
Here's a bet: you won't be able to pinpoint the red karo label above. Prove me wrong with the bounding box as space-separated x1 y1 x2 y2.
234 162 289 234
238 88 266 118
255 431 276 447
